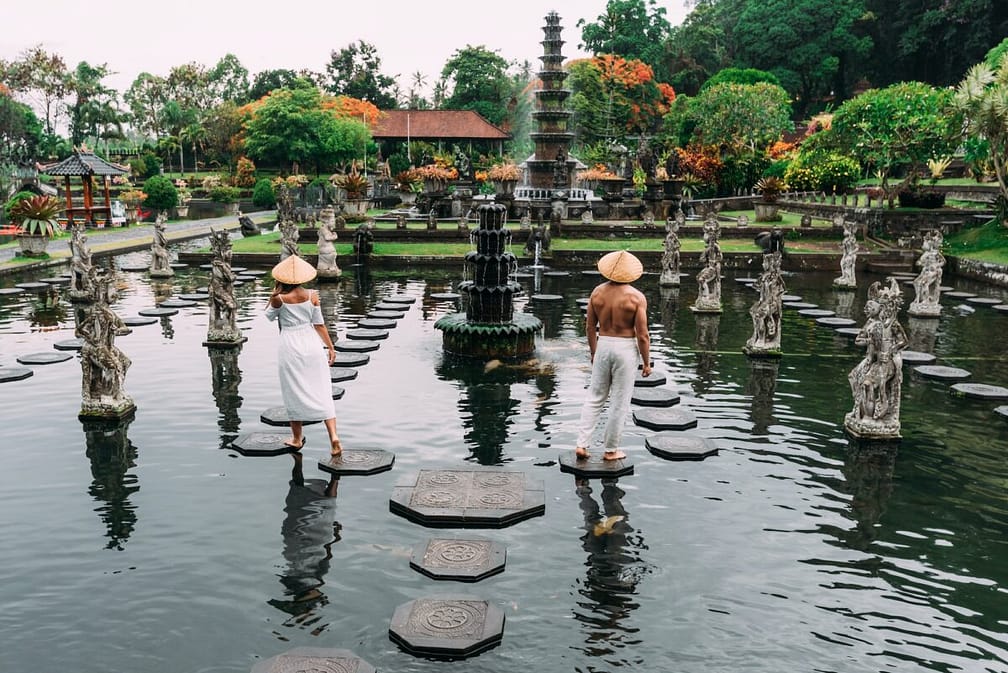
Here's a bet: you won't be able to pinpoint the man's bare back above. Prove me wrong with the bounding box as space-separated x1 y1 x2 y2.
586 281 651 376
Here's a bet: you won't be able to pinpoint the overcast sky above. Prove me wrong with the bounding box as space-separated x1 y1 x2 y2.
0 0 690 96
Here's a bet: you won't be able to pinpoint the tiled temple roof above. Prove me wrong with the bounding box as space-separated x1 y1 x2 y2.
41 151 128 177
373 110 510 140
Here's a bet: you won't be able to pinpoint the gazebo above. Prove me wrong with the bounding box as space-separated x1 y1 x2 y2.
41 150 128 227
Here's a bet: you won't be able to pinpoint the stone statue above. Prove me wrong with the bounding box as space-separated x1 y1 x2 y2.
316 207 341 279
755 227 785 254
69 223 97 303
278 219 300 261
524 219 551 256
908 230 945 317
845 278 908 439
549 204 563 236
664 149 680 179
519 208 531 230
637 139 655 183
659 218 681 287
692 215 723 313
553 148 569 189
395 213 407 230
743 251 786 357
458 210 470 233
206 228 242 346
238 212 259 237
642 208 656 228
427 208 438 230
275 181 296 223
77 273 134 419
675 209 686 229
149 212 173 278
834 219 858 289
581 206 594 224
737 214 749 228
454 145 471 182
353 221 375 258
800 214 812 228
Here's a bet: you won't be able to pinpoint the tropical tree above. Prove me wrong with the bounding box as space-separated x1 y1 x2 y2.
686 81 792 154
700 67 780 91
67 61 123 146
208 53 249 105
952 56 1008 221
248 69 301 100
124 72 169 138
577 0 673 81
440 46 511 125
663 0 746 95
1 45 70 138
325 40 398 109
407 71 430 109
0 88 43 198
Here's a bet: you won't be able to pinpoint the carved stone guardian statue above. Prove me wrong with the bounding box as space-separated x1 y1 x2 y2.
908 230 945 317
77 273 134 420
691 214 723 313
205 228 244 348
316 207 341 279
149 212 174 278
69 223 97 303
278 219 300 261
834 219 858 289
743 251 786 357
659 217 681 287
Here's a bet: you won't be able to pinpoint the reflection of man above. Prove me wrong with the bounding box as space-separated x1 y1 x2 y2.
577 251 651 461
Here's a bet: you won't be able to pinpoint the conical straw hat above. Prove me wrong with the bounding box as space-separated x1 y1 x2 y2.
271 255 317 285
597 250 643 283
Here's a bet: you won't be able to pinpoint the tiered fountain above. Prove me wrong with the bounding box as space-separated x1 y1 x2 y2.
527 11 575 192
435 203 541 358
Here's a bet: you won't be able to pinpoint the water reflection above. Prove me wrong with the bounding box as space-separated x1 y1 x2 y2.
28 287 66 330
747 359 779 435
840 440 897 551
82 416 139 551
658 286 679 339
834 287 856 318
209 346 243 448
906 316 939 353
693 313 721 395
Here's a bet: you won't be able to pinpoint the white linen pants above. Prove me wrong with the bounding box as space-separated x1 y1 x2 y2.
576 336 640 450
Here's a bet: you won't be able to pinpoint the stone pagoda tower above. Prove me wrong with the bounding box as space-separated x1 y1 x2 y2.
528 11 575 191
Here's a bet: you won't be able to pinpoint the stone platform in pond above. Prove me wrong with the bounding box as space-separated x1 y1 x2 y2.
159 298 197 308
346 328 389 340
996 405 1008 419
260 407 323 427
390 469 545 528
913 365 971 381
816 316 856 328
53 338 84 351
0 366 33 382
250 647 376 673
138 307 178 317
318 449 395 476
0 287 25 295
901 350 937 365
330 367 358 382
965 296 1002 306
389 596 504 659
374 302 408 311
335 340 381 352
631 387 680 407
635 370 667 387
633 408 698 431
332 352 370 367
121 316 156 327
835 327 862 338
231 432 302 456
410 538 506 582
331 385 344 400
17 352 73 365
15 282 50 291
384 295 416 304
645 433 718 461
178 293 209 301
950 383 1008 400
558 451 634 479
430 292 461 301
367 310 406 319
358 318 397 329
797 308 835 318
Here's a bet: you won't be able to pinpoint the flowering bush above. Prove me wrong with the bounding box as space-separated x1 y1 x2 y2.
767 140 797 160
394 169 422 192
474 170 489 183
234 157 256 187
576 164 619 182
674 145 723 185
202 174 223 191
487 162 520 181
120 189 147 206
415 164 458 181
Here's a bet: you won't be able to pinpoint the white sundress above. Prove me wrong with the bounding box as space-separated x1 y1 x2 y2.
265 296 335 421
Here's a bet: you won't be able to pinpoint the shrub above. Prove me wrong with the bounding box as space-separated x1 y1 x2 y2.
4 191 37 222
234 157 256 187
763 160 790 179
208 185 240 203
142 176 178 211
252 178 276 208
814 154 861 193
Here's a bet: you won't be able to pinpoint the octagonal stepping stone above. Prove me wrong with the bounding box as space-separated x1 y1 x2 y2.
17 351 73 365
633 408 698 431
169 262 188 269
259 407 323 427
121 316 158 327
231 432 303 456
333 352 369 367
118 264 149 272
576 297 591 306
389 596 504 659
582 269 602 276
230 266 247 273
53 338 84 351
544 270 570 277
384 295 416 304
358 318 396 330
645 433 718 461
996 405 1008 419
431 292 461 301
232 280 245 287
0 366 33 383
199 263 214 270
138 307 178 317
40 276 69 285
318 449 395 477
251 647 376 673
635 370 667 387
781 294 802 302
390 469 544 528
330 367 358 383
196 286 209 293
0 287 25 296
965 296 1003 306
950 383 1008 400
734 277 757 284
513 272 534 279
367 310 405 319
784 302 817 310
913 365 971 381
835 327 862 338
631 387 680 407
798 308 836 318
178 293 209 301
346 328 389 340
938 286 954 292
944 291 976 299
531 294 563 302
816 316 856 328
235 275 258 282
995 304 1008 314
374 301 408 311
15 282 50 292
336 340 380 352
410 538 506 582
558 450 634 479
158 298 197 308
332 385 345 400
239 269 266 276
901 350 936 365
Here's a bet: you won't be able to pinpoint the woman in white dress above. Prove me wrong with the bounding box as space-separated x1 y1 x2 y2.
265 256 342 455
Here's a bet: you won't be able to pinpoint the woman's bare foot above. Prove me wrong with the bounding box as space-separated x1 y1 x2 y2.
284 437 306 450
575 447 591 460
602 450 626 461
330 438 343 456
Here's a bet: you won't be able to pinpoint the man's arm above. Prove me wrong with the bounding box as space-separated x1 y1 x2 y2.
585 296 599 363
634 294 651 376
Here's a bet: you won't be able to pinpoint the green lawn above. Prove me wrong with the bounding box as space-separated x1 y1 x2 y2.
945 217 1008 264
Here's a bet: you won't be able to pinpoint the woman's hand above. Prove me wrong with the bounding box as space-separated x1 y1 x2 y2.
327 346 336 365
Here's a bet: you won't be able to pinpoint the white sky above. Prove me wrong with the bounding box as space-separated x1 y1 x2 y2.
0 0 690 97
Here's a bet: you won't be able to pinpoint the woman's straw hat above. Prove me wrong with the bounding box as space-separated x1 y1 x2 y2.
597 250 643 283
271 255 317 285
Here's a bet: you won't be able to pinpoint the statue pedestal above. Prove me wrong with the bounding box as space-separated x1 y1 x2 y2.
659 271 680 286
204 336 248 349
690 302 723 314
149 268 174 278
79 400 136 422
907 302 941 317
844 413 901 440
742 345 782 359
833 279 857 290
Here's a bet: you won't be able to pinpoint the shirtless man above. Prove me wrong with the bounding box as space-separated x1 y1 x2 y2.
576 250 652 461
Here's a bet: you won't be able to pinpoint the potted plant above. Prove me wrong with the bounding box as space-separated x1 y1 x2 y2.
12 195 62 257
393 169 422 206
209 185 241 215
754 176 785 222
415 164 457 193
487 162 521 196
335 172 371 216
174 184 192 218
576 164 619 197
119 188 146 224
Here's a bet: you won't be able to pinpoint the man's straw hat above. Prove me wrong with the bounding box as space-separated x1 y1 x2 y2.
271 255 317 285
597 250 643 283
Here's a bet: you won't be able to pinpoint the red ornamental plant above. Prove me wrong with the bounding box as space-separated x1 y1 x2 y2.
674 145 723 185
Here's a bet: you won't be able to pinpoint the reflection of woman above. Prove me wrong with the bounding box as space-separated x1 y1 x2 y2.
265 256 342 454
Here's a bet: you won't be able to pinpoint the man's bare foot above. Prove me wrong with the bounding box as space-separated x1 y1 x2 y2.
330 438 343 456
602 450 626 461
575 447 591 460
284 437 306 450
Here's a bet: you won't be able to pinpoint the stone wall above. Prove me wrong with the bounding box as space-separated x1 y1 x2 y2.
947 256 1008 288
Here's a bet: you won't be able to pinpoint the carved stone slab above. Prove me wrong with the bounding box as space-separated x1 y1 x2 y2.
965 296 1002 306
389 596 505 658
335 340 380 353
558 451 634 479
259 407 324 427
53 338 84 351
374 302 408 311
16 352 73 365
15 282 50 291
236 275 258 282
178 293 210 301
631 387 680 407
384 296 416 304
345 329 389 340
330 367 358 383
0 366 33 383
783 302 817 310
332 385 344 400
318 449 395 476
357 318 397 329
634 370 667 387
943 291 976 299
781 294 802 302
950 383 1008 400
159 298 197 308
913 365 971 381
835 327 862 338
633 408 698 431
138 307 178 317
0 287 26 296
645 433 718 460
367 310 405 320
410 538 506 582
333 352 370 367
996 405 1008 419
530 294 563 302
390 469 545 528
797 308 836 318
122 316 157 327
430 292 461 301
901 350 936 365
816 316 856 327
231 432 302 457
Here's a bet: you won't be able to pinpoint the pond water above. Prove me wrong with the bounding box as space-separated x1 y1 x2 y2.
1 250 1007 673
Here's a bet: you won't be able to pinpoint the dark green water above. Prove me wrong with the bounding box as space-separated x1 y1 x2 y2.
0 254 1006 672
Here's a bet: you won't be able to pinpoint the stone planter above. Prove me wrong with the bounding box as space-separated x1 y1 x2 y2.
663 179 684 199
214 202 239 216
423 179 446 194
754 203 781 222
395 191 417 207
17 233 49 257
343 199 370 217
493 180 517 197
174 205 190 218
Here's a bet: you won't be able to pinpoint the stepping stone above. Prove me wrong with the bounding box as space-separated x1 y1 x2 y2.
995 304 1008 314
158 298 197 308
358 318 396 329
374 302 408 311
17 352 73 365
231 432 303 456
797 308 835 318
239 269 266 276
177 293 209 301
40 276 69 285
734 277 757 284
0 366 33 383
783 302 817 310
169 262 188 269
410 538 506 582
901 350 936 365
384 295 416 304
333 352 370 367
53 338 84 351
330 367 358 383
367 310 405 319
0 287 25 296
332 385 345 400
389 596 504 659
317 449 395 477
835 327 862 338
230 266 247 273
346 328 389 340
575 297 590 306
944 291 976 299
781 294 802 302
950 383 1008 400
635 370 667 387
118 264 149 272
816 316 856 327
232 280 244 287
631 387 680 407
251 647 376 673
335 340 380 352
543 271 570 277
235 275 258 282
390 469 544 528
530 294 563 301
430 292 461 300
121 316 158 327
196 287 209 293
582 269 602 276
913 365 971 381
645 433 718 461
996 405 1008 419
138 307 178 317
259 407 323 427
15 282 50 291
939 286 954 292
199 263 214 270
558 450 634 479
965 296 1003 306
513 272 534 279
633 408 698 431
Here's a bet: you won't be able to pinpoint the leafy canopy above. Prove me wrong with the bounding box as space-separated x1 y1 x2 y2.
685 81 793 154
